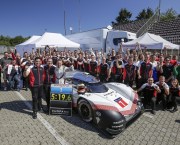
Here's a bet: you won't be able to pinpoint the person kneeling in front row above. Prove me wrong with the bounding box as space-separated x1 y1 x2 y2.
137 77 161 114
169 79 180 113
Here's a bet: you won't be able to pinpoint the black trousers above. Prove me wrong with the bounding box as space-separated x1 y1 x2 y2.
156 94 167 109
137 78 147 89
44 85 51 109
24 77 29 88
124 80 134 88
90 72 97 77
111 74 123 83
143 95 156 111
0 72 1 88
31 86 43 112
99 74 107 83
171 95 178 109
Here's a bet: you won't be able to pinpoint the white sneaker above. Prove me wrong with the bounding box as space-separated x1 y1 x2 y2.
4 87 7 91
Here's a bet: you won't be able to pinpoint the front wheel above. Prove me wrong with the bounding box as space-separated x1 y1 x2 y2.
78 99 93 122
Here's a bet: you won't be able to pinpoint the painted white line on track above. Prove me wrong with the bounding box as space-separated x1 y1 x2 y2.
142 113 154 119
15 91 69 145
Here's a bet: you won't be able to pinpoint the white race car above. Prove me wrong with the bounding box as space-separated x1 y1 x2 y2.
64 71 143 136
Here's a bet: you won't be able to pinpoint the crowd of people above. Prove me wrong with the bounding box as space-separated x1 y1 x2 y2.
0 44 180 118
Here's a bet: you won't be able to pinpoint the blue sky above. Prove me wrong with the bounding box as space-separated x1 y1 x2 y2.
0 0 179 37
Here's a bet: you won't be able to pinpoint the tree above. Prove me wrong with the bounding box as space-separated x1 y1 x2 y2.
0 35 29 46
0 35 11 46
160 8 177 21
136 8 154 20
114 8 132 24
146 8 154 19
136 9 147 20
9 36 25 46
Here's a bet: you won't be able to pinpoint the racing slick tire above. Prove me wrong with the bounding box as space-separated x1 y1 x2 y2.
78 99 93 123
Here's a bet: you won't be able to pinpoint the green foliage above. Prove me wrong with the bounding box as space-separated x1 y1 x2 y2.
146 8 154 19
136 8 154 20
136 9 146 20
112 7 179 26
115 8 132 24
0 35 29 46
160 8 177 21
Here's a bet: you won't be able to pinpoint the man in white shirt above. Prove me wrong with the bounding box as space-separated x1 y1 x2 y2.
55 59 74 84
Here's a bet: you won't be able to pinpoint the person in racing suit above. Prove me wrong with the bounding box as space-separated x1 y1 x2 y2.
99 57 110 82
72 50 78 69
83 54 90 73
24 57 45 119
89 55 98 77
137 77 161 114
20 52 29 90
109 53 124 83
43 58 56 112
161 57 174 85
123 57 136 88
77 53 84 71
137 54 153 89
169 79 180 112
156 76 169 111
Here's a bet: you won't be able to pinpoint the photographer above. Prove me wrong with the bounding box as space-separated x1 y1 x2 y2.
0 52 13 90
7 60 21 91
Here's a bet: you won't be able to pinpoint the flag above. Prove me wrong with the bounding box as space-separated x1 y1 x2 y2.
114 97 128 108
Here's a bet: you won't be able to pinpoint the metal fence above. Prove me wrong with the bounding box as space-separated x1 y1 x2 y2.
0 45 14 54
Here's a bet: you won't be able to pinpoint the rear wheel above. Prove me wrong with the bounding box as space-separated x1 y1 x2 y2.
78 99 93 122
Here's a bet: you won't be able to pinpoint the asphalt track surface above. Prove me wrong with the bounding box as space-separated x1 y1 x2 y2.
1 88 180 145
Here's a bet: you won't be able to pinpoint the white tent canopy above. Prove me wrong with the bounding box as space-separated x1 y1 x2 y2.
16 32 80 56
122 32 179 50
16 35 41 56
28 32 80 49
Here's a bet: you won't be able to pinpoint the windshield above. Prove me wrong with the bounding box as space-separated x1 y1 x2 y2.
86 82 108 93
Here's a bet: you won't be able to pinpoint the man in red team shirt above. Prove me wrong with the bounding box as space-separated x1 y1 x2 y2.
109 53 124 83
137 77 161 114
137 54 153 89
123 57 136 87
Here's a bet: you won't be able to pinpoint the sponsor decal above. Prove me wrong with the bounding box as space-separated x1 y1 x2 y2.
96 117 100 124
114 97 128 108
111 124 124 128
96 111 101 117
113 120 124 124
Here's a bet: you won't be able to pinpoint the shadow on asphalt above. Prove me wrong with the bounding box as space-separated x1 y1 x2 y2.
61 111 143 139
0 100 32 116
61 113 108 139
